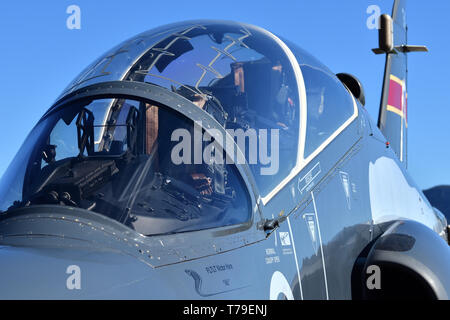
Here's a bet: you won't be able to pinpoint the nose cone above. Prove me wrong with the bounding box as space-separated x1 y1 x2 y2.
0 244 163 299
0 206 178 299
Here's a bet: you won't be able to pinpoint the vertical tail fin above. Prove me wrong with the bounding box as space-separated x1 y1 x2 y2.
372 0 427 168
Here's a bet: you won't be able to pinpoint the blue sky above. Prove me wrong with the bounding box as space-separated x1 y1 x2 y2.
0 0 448 190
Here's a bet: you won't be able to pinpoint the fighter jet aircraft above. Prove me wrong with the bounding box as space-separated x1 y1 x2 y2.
0 0 448 299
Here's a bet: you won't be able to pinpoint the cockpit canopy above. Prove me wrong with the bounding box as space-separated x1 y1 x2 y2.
60 20 305 195
0 20 357 237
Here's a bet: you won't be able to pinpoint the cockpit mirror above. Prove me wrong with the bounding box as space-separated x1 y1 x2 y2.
126 106 139 155
42 144 57 164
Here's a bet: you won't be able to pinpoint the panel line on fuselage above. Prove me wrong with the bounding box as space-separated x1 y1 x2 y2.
311 191 329 299
287 215 304 300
